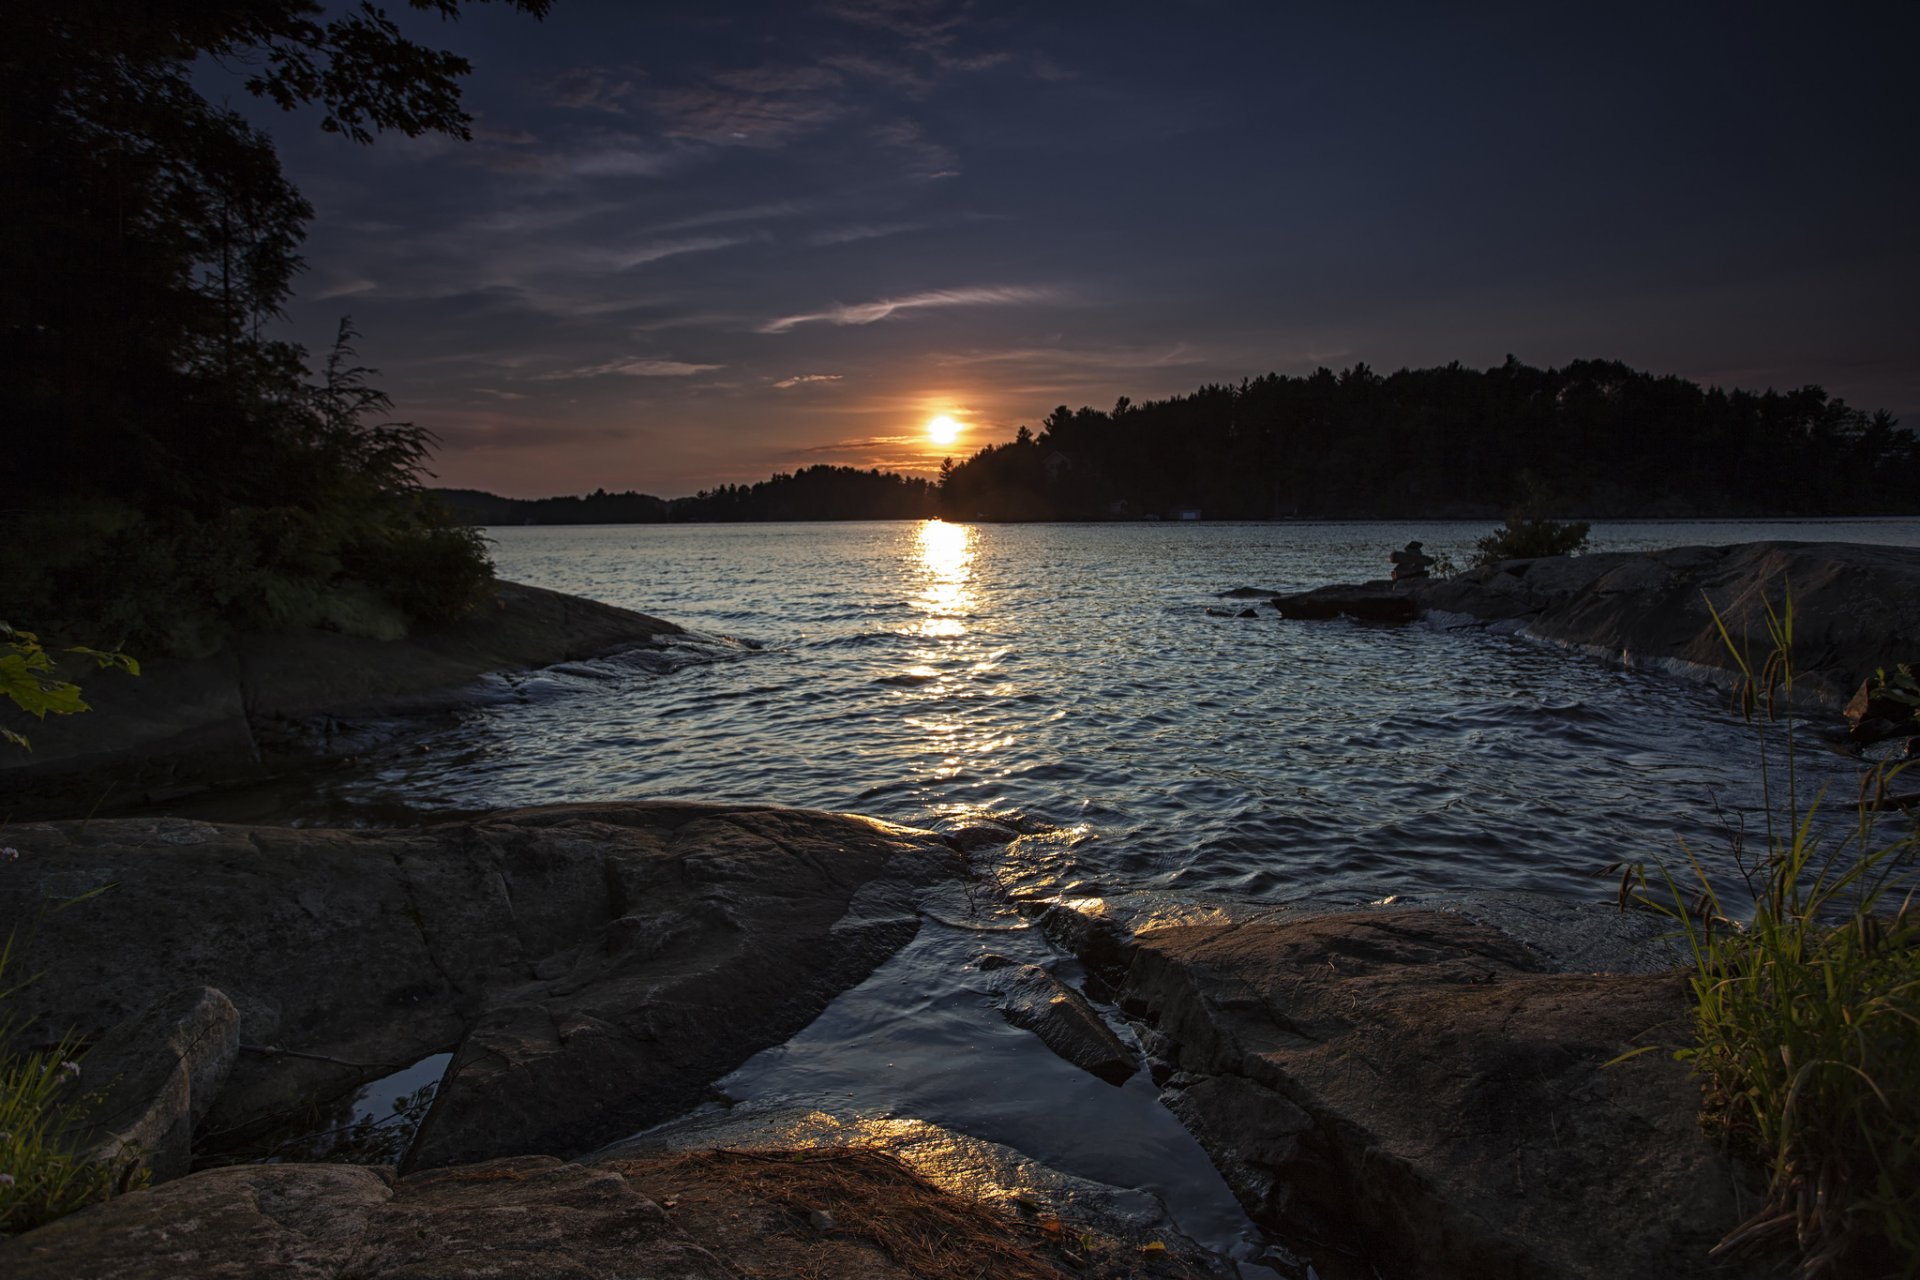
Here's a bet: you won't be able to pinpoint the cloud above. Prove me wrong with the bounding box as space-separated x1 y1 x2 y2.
807 222 929 246
316 278 378 300
869 119 960 178
649 74 846 147
550 67 641 114
474 388 529 400
611 235 752 270
759 285 1060 333
820 0 963 49
538 358 723 380
819 51 932 94
933 341 1208 372
549 145 683 179
773 373 845 388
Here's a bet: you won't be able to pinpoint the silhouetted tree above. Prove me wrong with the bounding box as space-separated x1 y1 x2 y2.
1 2 550 652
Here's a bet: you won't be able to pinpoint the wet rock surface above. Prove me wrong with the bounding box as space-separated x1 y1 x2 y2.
983 958 1140 1086
1411 540 1920 708
1268 581 1418 622
1116 907 1753 1278
1 802 960 1172
0 581 731 818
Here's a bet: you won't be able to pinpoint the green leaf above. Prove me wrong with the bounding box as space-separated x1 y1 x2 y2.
0 652 90 720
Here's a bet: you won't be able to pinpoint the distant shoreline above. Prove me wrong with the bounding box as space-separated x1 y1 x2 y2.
444 492 1920 529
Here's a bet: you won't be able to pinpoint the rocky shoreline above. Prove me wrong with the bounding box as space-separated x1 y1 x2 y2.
3 802 1761 1277
1261 540 1920 721
0 580 739 818
11 548 1880 1275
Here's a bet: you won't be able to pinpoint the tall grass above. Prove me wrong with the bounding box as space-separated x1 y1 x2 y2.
0 929 140 1236
1631 591 1919 1275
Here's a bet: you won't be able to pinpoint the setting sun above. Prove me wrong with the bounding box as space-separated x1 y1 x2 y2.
926 414 962 446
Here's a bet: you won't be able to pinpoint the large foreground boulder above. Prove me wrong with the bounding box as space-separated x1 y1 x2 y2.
0 803 961 1171
1116 908 1752 1278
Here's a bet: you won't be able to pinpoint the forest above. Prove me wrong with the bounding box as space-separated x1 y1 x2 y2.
438 466 938 525
937 359 1917 522
450 359 1915 527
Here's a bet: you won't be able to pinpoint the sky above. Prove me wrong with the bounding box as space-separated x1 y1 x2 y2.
225 1 1919 498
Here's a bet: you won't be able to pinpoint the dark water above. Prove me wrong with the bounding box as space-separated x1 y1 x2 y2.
291 517 1917 905
289 517 1919 1274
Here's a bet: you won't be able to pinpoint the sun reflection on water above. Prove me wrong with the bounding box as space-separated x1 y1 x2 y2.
914 518 974 638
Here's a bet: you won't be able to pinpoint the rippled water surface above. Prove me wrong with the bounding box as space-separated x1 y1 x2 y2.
312 517 1919 909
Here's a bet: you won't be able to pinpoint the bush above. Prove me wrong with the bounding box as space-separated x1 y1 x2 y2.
1471 470 1591 566
1626 593 1920 1275
0 326 494 657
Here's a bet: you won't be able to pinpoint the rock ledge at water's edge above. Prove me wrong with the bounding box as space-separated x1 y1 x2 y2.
0 580 733 817
3 798 1770 1275
1267 540 1920 713
0 802 962 1174
1054 902 1762 1278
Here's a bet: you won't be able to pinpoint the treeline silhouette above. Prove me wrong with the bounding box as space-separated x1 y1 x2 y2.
438 465 937 525
941 357 1917 520
446 358 1915 527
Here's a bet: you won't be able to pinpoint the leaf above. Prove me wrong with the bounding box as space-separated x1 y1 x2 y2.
65 646 140 677
0 652 90 720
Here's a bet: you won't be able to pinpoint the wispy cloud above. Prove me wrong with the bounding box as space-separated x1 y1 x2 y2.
538 358 723 380
933 340 1206 372
870 118 959 178
611 235 751 270
316 278 378 300
773 373 845 388
550 66 641 114
759 285 1060 333
807 221 928 246
649 71 847 147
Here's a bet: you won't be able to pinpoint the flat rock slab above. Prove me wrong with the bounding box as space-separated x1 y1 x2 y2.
1270 581 1418 622
2 1156 734 1280
0 802 960 1171
1414 540 1920 707
1120 908 1751 1278
4 1148 1218 1280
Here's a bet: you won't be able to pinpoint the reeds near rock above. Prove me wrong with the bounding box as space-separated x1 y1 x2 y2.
1627 590 1919 1276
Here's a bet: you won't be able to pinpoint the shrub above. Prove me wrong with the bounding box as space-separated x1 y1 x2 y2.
0 324 494 658
1626 592 1920 1275
1471 470 1591 566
